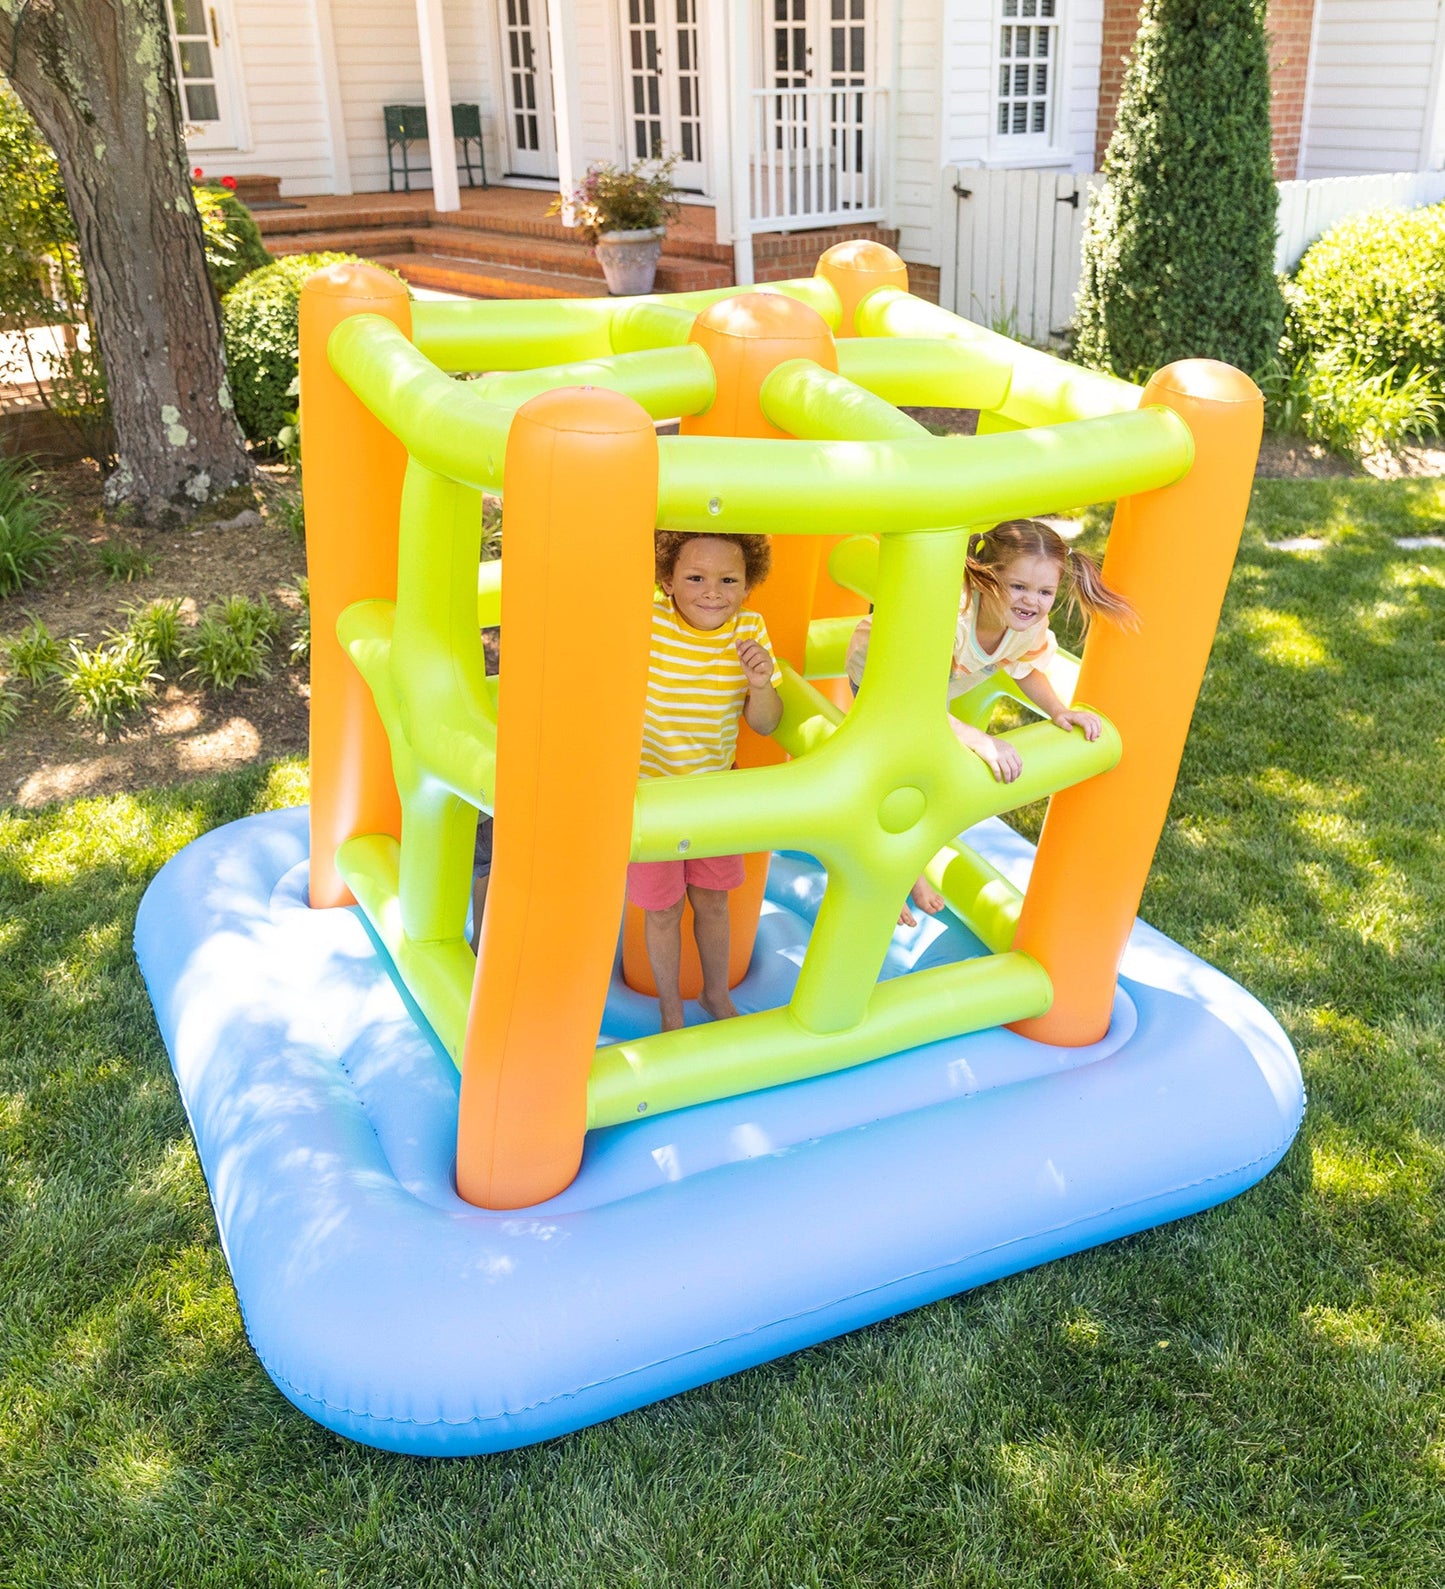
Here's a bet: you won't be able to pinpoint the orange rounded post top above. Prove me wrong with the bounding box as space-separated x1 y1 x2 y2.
1010 359 1263 1046
299 263 411 908
623 294 837 999
815 240 909 337
457 386 658 1209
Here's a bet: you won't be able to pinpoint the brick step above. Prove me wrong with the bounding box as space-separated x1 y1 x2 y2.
265 228 420 259
253 204 433 238
422 226 732 291
252 197 731 262
376 253 611 300
433 204 734 263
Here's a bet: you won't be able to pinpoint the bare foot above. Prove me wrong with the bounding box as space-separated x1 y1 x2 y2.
698 990 740 1022
898 877 945 927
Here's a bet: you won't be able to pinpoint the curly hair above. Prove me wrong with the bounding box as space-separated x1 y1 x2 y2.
654 531 772 589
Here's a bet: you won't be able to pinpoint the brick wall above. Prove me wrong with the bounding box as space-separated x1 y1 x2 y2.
1094 0 1317 179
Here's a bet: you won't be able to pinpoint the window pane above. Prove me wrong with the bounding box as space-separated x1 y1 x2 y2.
998 103 1010 134
1014 64 1029 94
1002 0 1017 14
999 65 1010 97
1032 101 1046 132
185 82 220 121
1021 0 1036 14
171 0 197 33
1012 101 1027 132
178 40 213 78
1035 63 1048 93
1037 29 1049 56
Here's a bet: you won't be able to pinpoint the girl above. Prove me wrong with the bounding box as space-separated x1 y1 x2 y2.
846 518 1135 923
629 531 783 1032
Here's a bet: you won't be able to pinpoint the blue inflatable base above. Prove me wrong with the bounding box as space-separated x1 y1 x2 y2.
134 807 1303 1456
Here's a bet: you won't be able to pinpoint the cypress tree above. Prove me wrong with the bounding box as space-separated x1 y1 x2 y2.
1074 0 1283 379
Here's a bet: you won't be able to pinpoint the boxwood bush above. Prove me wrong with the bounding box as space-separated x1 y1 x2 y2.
195 185 271 295
1074 0 1283 379
222 252 395 444
1283 203 1445 391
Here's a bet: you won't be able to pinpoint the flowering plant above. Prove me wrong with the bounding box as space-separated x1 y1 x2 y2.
548 155 680 245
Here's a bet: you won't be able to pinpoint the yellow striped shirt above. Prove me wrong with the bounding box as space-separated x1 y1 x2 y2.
639 596 780 780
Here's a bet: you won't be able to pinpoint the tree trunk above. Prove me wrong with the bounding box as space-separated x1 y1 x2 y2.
1 0 253 525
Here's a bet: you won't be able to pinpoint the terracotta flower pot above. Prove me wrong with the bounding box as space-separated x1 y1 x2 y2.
594 226 666 295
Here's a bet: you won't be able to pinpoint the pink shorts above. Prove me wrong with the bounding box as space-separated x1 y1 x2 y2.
626 854 746 911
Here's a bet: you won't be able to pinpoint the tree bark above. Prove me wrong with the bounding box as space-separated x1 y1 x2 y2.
1 0 253 525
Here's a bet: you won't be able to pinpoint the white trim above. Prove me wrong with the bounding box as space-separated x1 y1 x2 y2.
308 0 353 195
549 0 589 217
728 0 755 281
1296 0 1324 178
705 0 736 239
1420 0 1445 170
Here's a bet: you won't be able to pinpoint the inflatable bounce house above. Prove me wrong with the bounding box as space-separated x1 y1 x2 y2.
135 243 1303 1455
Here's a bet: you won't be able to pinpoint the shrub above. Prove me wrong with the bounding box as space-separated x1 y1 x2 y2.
60 636 159 731
186 594 282 690
95 539 153 583
0 455 63 596
1074 0 1283 379
195 185 272 296
122 597 187 669
1283 204 1445 394
223 253 404 444
5 616 62 683
1260 351 1441 457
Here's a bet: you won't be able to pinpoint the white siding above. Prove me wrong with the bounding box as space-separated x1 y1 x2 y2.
894 0 947 262
576 0 624 169
197 0 334 194
941 0 1101 172
1302 0 1443 176
330 0 502 193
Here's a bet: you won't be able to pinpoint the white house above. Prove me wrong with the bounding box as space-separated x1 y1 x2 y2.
167 0 1445 290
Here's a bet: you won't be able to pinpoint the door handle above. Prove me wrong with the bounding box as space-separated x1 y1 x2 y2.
209 7 221 46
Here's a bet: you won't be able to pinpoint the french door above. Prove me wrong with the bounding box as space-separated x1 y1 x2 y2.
503 0 559 179
166 0 241 151
756 0 878 219
619 0 707 193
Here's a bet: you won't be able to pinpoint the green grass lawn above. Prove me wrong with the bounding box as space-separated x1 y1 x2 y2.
2 478 1443 1587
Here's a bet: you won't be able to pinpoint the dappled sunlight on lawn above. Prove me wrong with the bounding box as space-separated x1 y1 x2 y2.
1235 606 1334 669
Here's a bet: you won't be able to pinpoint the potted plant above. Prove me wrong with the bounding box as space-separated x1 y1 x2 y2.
550 156 681 296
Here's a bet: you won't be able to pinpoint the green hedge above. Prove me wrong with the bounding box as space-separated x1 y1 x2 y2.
1074 0 1283 378
222 253 402 444
1283 203 1445 390
195 186 271 296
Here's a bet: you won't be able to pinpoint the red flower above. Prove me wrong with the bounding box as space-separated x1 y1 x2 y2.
193 166 204 179
221 175 237 190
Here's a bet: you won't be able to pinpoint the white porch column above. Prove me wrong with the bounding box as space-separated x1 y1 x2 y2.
416 0 460 212
548 0 588 215
309 0 353 195
727 0 755 283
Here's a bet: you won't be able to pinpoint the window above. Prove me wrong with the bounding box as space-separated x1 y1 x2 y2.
996 0 1058 141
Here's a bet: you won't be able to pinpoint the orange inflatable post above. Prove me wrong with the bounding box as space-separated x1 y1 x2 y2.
457 388 657 1209
814 239 909 338
623 293 837 997
299 265 411 907
1010 360 1263 1045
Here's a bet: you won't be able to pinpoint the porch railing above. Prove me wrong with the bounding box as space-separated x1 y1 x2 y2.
747 85 887 233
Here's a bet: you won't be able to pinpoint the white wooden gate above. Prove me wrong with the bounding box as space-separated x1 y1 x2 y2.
940 167 1099 346
942 166 1445 348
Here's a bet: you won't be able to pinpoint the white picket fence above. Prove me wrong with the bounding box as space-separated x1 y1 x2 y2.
942 166 1445 346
